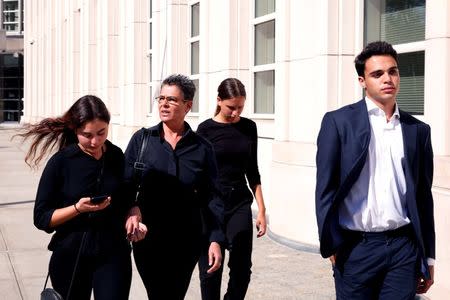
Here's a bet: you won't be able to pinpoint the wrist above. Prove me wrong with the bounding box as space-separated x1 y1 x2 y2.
128 206 142 220
73 203 82 214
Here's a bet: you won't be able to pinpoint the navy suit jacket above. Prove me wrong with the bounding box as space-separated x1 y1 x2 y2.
315 99 435 277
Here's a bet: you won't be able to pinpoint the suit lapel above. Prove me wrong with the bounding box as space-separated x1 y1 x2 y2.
331 100 370 210
349 99 371 150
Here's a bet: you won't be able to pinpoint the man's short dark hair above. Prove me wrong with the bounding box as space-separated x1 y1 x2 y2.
354 41 399 77
162 74 196 101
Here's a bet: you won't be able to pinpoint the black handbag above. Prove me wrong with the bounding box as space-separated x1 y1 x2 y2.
40 282 63 300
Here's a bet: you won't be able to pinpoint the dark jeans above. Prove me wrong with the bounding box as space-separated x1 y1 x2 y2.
49 246 132 300
198 204 253 300
133 231 202 300
333 225 419 300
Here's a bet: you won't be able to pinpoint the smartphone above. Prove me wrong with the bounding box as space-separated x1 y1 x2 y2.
90 195 109 204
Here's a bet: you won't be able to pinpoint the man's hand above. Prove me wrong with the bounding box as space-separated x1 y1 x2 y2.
417 265 434 294
125 206 147 242
207 242 222 273
329 253 337 266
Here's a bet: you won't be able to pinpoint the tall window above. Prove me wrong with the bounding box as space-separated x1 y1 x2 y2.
252 0 275 114
0 53 23 122
2 0 23 34
148 0 153 114
365 0 425 115
189 2 200 113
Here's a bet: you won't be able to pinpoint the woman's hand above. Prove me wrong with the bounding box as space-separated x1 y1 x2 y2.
207 242 222 273
125 206 147 242
50 196 110 228
255 210 267 238
127 222 147 242
75 196 111 213
252 185 267 238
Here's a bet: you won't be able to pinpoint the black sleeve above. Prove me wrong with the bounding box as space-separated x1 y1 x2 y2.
109 146 132 217
33 154 62 233
418 124 435 259
203 141 225 243
315 112 341 250
196 121 208 138
246 120 261 189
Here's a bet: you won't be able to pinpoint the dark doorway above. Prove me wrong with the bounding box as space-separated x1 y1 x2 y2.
0 53 23 122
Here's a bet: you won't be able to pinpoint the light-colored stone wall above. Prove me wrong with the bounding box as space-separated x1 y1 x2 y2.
23 0 450 297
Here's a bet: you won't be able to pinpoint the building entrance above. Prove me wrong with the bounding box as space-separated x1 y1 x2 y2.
0 53 23 122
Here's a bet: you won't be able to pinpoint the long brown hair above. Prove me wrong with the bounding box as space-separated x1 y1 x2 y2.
214 78 246 116
14 95 110 168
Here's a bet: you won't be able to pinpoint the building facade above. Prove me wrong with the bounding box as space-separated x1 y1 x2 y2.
23 0 450 297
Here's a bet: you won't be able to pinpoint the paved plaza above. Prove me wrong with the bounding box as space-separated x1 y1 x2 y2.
0 123 336 299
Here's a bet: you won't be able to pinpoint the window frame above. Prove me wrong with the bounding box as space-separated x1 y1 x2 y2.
188 0 200 114
249 4 276 117
147 0 154 116
2 0 23 35
363 0 426 116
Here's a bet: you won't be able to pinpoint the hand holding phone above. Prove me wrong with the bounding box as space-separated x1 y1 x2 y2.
90 195 109 204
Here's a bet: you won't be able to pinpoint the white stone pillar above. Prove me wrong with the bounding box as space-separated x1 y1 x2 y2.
197 0 210 123
425 0 450 156
273 0 290 142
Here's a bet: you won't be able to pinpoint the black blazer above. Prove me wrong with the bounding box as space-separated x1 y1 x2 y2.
315 99 435 277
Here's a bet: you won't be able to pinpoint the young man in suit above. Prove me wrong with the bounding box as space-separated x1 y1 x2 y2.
315 41 435 299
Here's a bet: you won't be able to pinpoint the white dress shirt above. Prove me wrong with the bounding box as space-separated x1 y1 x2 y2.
339 97 410 232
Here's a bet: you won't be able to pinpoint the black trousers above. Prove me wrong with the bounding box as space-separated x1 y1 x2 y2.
198 204 253 300
133 230 202 300
49 245 132 300
334 225 419 300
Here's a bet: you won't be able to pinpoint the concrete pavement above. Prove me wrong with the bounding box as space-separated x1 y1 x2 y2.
0 123 335 300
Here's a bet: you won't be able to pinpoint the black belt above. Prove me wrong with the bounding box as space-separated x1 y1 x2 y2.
343 224 414 240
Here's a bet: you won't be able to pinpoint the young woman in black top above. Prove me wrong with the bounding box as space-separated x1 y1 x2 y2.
17 95 132 300
197 78 267 300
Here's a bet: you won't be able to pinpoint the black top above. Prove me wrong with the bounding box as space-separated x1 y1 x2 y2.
123 122 224 243
196 117 261 211
34 140 130 254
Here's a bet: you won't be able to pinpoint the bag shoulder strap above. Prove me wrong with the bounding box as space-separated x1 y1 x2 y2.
42 232 87 300
42 272 50 290
65 232 87 300
133 128 150 203
134 128 150 172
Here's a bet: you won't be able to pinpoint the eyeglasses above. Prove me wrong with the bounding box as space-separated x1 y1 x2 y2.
154 95 187 106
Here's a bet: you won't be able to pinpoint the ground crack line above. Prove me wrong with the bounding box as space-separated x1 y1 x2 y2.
0 228 24 300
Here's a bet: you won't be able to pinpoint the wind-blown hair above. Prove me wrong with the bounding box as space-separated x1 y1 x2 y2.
14 95 110 168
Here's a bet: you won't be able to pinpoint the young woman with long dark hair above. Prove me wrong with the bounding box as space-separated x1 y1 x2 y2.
17 95 132 300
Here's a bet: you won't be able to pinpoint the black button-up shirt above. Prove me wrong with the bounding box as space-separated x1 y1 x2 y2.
124 122 224 243
34 141 131 254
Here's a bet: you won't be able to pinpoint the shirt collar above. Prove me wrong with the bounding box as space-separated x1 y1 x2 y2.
157 121 194 142
365 97 400 120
